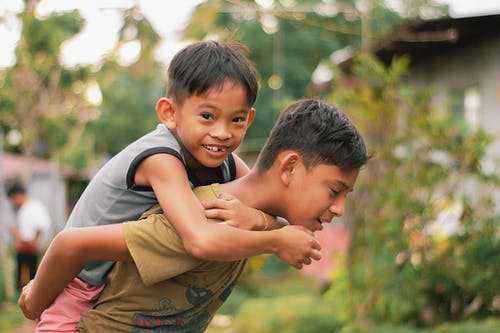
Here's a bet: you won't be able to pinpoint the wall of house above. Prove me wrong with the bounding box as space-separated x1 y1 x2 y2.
402 35 500 211
404 35 500 156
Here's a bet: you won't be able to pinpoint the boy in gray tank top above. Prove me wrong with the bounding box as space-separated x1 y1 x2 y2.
28 40 322 333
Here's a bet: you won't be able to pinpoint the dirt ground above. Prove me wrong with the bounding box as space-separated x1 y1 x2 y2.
13 320 35 333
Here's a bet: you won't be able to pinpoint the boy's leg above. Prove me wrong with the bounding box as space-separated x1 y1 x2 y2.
17 253 38 290
16 253 22 290
27 253 37 280
17 253 31 290
36 277 104 333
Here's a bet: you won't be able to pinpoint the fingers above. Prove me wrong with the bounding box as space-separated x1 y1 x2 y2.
205 208 224 219
309 249 321 261
302 257 312 265
203 193 240 222
294 257 311 269
18 281 35 319
20 280 33 300
217 193 235 201
202 193 236 210
293 251 321 269
311 238 321 251
202 198 228 210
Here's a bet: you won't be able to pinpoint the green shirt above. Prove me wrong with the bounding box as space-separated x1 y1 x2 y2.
78 184 247 333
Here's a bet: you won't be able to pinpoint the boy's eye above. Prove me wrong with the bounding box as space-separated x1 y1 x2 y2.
232 116 246 123
201 114 213 120
330 188 340 198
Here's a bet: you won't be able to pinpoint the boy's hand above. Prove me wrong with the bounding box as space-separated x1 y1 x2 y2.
9 225 20 237
203 193 266 230
18 280 38 320
274 225 321 269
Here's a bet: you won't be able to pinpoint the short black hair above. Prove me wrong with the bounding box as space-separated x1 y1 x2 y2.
256 99 369 172
166 40 259 107
7 181 26 197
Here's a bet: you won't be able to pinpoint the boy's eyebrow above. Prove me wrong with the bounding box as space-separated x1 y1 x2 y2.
332 180 352 191
197 103 250 114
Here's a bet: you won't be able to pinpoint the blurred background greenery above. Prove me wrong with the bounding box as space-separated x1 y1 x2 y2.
1 0 499 332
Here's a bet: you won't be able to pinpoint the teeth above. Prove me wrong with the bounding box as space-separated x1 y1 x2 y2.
203 145 227 152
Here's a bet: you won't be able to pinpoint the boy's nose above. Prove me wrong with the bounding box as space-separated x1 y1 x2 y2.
211 124 232 140
328 202 344 218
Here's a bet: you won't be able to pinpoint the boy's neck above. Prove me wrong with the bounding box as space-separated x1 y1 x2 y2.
218 170 280 217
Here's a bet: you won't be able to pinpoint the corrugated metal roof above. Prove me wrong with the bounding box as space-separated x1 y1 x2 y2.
0 153 57 179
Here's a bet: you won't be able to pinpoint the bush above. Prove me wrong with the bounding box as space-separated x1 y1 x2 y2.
339 318 500 333
325 54 500 326
0 302 26 331
233 294 342 333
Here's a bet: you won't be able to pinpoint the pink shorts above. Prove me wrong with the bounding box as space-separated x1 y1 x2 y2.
36 277 105 333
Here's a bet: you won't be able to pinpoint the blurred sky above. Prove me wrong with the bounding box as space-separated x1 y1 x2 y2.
1 0 500 68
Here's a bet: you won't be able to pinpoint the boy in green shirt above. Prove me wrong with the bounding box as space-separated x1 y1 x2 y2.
20 99 369 332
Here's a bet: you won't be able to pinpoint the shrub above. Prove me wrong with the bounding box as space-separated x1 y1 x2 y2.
233 294 342 333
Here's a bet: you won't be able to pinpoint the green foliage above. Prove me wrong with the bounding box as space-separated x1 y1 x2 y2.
233 294 342 333
0 3 166 173
324 54 500 326
339 318 500 333
22 11 83 62
0 302 26 332
88 70 161 155
0 7 91 164
183 0 406 142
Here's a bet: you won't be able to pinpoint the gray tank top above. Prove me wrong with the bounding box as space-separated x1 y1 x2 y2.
67 124 236 285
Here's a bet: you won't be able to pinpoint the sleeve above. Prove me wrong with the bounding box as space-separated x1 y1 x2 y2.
122 214 202 287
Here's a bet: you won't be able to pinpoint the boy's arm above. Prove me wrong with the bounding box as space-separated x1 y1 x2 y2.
204 153 284 231
19 224 130 320
137 154 321 265
9 225 42 250
202 193 287 230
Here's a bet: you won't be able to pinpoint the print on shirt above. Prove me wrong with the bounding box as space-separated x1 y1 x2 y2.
219 280 237 302
131 297 213 332
186 284 213 305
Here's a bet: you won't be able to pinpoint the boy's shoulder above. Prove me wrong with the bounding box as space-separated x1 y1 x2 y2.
110 124 183 168
125 124 180 152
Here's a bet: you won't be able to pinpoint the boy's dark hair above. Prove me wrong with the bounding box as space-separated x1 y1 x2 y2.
167 40 259 106
7 181 26 197
256 99 369 172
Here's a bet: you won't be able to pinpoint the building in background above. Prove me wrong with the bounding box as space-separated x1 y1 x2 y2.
331 13 500 210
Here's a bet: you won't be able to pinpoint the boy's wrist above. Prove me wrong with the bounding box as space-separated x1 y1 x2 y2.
267 229 282 255
258 210 269 231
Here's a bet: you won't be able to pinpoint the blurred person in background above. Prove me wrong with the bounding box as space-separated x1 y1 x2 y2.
7 181 51 290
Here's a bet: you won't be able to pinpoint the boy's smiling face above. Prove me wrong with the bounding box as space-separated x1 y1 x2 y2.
283 161 360 232
159 79 254 170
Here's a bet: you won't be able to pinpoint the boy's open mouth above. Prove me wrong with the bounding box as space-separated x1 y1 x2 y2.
202 144 227 153
315 218 325 230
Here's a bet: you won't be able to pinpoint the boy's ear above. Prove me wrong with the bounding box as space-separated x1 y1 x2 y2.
246 108 256 127
156 97 177 129
278 151 300 186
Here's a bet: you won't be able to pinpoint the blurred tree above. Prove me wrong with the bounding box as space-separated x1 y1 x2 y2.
183 0 446 146
0 0 90 166
324 53 500 326
81 5 163 169
0 2 164 173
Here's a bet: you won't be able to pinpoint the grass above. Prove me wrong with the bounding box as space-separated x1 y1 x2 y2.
0 301 28 332
339 318 500 333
